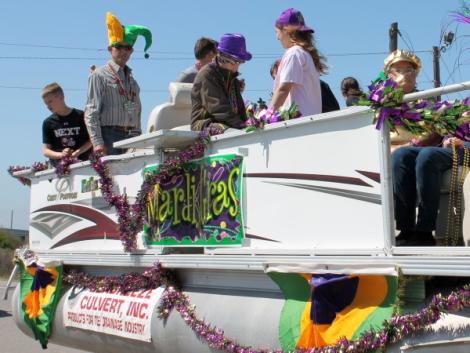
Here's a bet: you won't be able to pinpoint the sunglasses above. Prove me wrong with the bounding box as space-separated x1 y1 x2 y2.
227 58 244 65
389 67 416 75
113 44 133 51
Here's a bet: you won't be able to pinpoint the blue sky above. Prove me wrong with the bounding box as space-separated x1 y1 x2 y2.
1 0 469 229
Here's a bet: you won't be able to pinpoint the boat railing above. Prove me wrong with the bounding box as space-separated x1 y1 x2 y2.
10 81 470 277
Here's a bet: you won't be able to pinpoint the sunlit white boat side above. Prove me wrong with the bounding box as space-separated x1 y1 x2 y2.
10 81 470 353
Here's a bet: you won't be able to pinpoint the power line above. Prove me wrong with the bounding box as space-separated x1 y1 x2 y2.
0 84 161 92
0 51 435 62
0 55 282 61
398 29 416 53
0 56 195 61
0 41 107 51
395 29 437 89
0 84 269 93
0 41 279 56
0 41 431 59
441 55 455 85
328 50 431 57
0 41 189 55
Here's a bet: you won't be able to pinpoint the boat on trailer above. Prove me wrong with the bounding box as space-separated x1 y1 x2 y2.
9 82 470 353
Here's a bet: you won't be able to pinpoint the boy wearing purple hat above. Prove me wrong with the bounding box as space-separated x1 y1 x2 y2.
270 8 327 117
191 33 251 133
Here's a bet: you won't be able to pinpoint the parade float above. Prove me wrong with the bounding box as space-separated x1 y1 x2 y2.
6 77 470 353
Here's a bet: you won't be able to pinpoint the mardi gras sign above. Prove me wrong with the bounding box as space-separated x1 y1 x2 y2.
143 154 244 246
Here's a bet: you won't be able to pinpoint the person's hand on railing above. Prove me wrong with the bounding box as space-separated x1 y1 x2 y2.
93 144 107 155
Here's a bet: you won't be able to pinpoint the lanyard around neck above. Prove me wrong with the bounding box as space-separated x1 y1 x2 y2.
108 63 134 100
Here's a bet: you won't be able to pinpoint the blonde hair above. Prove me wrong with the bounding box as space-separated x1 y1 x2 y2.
41 82 64 98
283 28 328 74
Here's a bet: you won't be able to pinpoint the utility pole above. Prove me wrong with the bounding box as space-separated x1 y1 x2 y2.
10 209 13 229
389 22 398 52
432 46 441 101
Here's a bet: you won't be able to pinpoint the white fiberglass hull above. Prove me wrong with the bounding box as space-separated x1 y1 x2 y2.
11 269 470 353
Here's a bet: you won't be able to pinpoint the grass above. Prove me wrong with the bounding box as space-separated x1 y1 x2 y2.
0 248 15 278
0 230 23 278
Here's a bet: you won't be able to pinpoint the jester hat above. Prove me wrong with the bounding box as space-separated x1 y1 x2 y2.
106 12 152 58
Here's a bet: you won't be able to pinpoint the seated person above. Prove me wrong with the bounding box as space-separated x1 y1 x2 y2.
392 136 470 246
176 37 218 83
340 76 363 106
270 59 339 113
387 50 448 247
42 83 92 166
384 50 441 151
191 33 251 132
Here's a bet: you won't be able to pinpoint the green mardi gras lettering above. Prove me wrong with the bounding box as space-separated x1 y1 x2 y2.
159 190 171 222
228 167 239 217
146 165 240 229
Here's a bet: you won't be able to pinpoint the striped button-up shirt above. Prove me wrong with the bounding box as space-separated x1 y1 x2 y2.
84 60 142 146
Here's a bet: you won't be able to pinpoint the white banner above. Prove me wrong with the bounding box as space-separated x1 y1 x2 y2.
63 286 165 342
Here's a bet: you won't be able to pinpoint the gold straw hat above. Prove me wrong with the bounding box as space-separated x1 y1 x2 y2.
384 49 421 74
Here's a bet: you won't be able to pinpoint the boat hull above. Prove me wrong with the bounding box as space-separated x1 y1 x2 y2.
12 267 470 353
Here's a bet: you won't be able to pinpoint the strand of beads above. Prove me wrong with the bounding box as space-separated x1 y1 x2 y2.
456 146 470 245
445 140 460 245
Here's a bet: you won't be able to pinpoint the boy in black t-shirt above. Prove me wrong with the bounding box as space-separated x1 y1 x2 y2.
42 83 92 166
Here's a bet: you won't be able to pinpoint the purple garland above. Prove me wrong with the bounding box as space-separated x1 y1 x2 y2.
358 78 470 139
55 156 79 178
158 281 469 353
31 161 49 172
8 165 33 186
88 135 209 252
8 162 48 186
8 157 77 185
156 281 470 353
62 262 470 353
244 99 302 131
63 262 176 292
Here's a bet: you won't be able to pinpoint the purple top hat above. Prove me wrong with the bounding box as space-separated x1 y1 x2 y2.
217 33 252 62
275 8 314 33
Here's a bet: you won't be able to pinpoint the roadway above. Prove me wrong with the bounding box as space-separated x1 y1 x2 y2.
0 280 89 353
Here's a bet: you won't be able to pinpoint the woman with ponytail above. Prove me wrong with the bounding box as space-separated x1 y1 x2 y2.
270 8 327 117
341 77 364 106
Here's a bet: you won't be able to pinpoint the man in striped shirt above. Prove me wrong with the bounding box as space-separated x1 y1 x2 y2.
84 12 151 155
